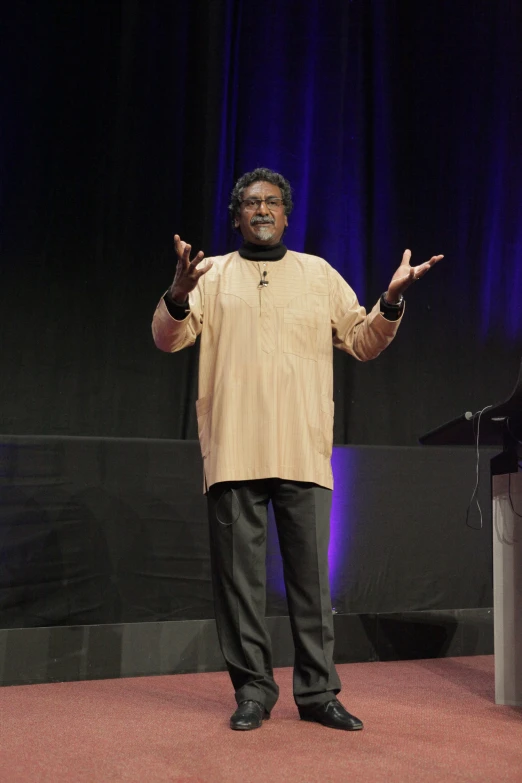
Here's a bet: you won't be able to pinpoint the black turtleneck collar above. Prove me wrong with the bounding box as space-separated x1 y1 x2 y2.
238 242 287 261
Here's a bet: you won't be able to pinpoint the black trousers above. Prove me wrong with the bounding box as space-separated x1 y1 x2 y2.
207 479 341 713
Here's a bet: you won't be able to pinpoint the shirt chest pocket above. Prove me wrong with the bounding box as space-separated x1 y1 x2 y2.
283 309 318 361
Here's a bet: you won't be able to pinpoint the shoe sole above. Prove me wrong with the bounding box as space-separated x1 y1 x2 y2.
300 716 364 731
230 722 263 731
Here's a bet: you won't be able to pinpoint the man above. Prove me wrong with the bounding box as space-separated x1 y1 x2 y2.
152 168 442 732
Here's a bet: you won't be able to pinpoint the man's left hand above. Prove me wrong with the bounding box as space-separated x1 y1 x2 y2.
385 249 443 304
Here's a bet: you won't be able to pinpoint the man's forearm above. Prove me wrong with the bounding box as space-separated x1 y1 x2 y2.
152 292 200 353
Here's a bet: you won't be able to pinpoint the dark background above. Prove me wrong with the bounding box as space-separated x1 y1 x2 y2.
1 0 521 445
0 438 495 628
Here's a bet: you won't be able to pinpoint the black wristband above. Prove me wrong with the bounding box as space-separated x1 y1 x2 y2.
380 292 404 321
164 291 190 320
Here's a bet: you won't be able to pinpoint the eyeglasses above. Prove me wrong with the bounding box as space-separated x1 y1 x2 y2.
240 197 284 211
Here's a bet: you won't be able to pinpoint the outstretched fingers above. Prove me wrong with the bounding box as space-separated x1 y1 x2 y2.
195 258 213 279
173 235 207 269
401 248 412 266
412 255 444 280
173 235 189 268
189 250 205 268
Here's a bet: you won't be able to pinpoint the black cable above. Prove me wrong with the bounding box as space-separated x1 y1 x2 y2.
508 472 522 519
465 404 493 530
506 416 522 446
502 417 522 521
216 487 241 527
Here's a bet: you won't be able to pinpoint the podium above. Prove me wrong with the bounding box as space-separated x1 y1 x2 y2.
420 359 522 706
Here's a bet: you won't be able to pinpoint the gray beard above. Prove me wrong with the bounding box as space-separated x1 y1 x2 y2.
252 225 276 241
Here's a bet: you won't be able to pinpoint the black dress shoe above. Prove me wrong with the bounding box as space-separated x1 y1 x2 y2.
230 700 270 731
299 699 364 731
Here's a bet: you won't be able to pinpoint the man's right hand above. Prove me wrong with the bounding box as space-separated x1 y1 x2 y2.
168 234 213 302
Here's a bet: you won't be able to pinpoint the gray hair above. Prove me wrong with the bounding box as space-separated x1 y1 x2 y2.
228 168 293 227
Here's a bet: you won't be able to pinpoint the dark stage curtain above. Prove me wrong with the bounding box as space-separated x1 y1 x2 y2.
0 438 494 628
1 0 521 444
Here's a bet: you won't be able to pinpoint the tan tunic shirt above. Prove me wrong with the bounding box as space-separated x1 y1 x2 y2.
152 250 402 490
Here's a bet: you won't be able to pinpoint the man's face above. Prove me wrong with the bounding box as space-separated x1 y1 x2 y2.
234 181 288 245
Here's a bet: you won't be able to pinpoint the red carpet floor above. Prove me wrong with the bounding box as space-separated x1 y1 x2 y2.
1 656 521 782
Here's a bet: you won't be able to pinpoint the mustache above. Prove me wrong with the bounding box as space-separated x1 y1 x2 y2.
250 215 275 226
